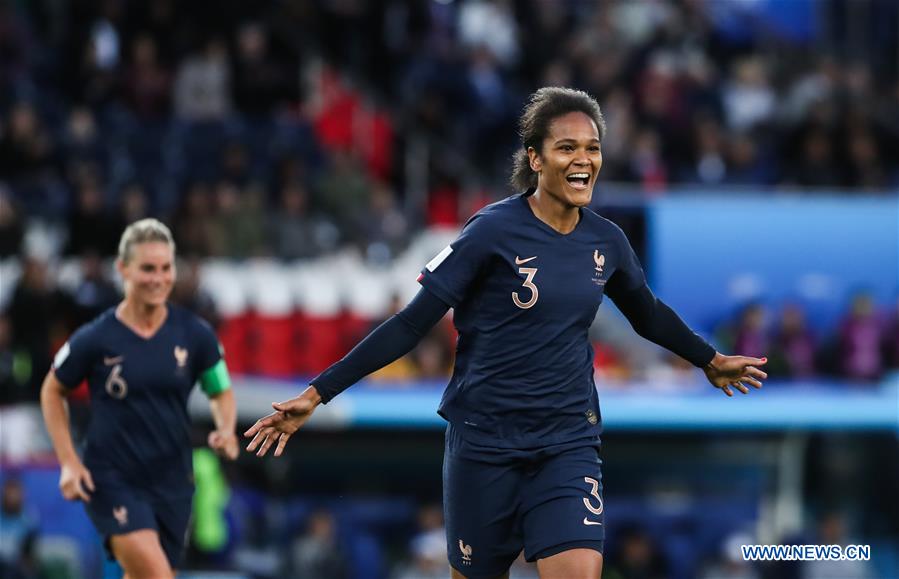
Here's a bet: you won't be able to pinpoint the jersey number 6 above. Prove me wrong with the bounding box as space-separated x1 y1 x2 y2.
512 267 539 309
105 365 128 399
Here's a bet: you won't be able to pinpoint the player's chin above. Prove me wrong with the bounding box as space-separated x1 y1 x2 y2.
565 184 593 207
141 289 171 306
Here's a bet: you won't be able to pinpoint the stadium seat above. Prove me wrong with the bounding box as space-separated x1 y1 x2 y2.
200 261 251 373
291 265 344 374
245 262 295 378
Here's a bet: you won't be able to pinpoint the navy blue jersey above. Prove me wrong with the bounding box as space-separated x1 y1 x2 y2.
52 305 222 490
419 192 645 449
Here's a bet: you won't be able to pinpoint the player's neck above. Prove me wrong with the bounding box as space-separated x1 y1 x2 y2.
116 300 168 338
529 189 580 234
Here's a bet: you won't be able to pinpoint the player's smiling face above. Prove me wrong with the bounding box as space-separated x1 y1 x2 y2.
119 241 176 307
529 111 602 208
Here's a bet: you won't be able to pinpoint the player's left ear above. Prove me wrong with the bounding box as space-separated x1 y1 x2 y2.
527 147 542 173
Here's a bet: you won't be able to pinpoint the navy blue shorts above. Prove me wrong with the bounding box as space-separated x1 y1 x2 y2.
84 468 193 569
443 425 604 578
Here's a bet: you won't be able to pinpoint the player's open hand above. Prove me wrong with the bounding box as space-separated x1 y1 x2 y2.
59 460 95 502
244 386 322 457
208 430 240 460
703 353 768 397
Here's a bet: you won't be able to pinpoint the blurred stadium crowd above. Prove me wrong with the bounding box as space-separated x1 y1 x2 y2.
1 1 898 579
2 0 898 239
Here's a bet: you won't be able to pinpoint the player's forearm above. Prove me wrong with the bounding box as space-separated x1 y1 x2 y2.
208 388 237 434
39 373 81 466
312 288 450 403
610 284 715 367
311 314 429 402
640 300 716 367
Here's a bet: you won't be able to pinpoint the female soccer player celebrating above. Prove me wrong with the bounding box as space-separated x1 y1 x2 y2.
41 219 238 578
245 87 767 579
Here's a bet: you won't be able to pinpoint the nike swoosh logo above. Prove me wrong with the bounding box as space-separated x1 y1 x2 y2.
583 517 603 526
104 356 124 366
515 255 537 265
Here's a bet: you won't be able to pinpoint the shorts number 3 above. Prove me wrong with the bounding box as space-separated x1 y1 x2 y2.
583 476 604 515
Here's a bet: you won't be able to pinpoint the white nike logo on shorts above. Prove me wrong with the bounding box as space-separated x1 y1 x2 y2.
515 255 537 265
583 517 602 526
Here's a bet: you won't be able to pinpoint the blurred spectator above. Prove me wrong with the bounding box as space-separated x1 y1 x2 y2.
883 297 899 371
393 504 446 579
729 303 770 360
629 128 668 191
173 38 231 122
791 129 841 188
65 174 122 256
287 509 348 579
0 478 38 571
122 33 171 119
0 3 32 97
60 107 105 178
458 0 518 68
410 332 453 380
69 252 118 327
844 129 887 190
118 183 150 224
172 182 218 257
7 257 72 400
71 5 122 109
208 182 266 259
838 292 883 381
769 304 817 379
726 132 772 186
0 314 31 405
722 58 775 132
604 525 670 579
0 101 55 183
170 258 219 328
317 151 373 229
0 189 24 257
594 88 635 182
685 117 727 185
353 183 409 261
231 23 286 116
269 181 339 261
219 141 251 188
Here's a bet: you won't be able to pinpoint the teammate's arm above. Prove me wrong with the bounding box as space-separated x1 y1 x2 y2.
40 371 95 501
245 287 450 457
207 387 239 460
200 358 238 460
607 283 767 396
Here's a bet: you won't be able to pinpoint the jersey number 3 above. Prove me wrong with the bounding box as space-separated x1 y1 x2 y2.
512 266 539 309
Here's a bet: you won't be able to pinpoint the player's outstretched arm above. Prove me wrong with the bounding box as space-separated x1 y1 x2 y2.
40 371 95 502
608 284 768 395
244 288 450 458
703 353 768 397
244 385 322 457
